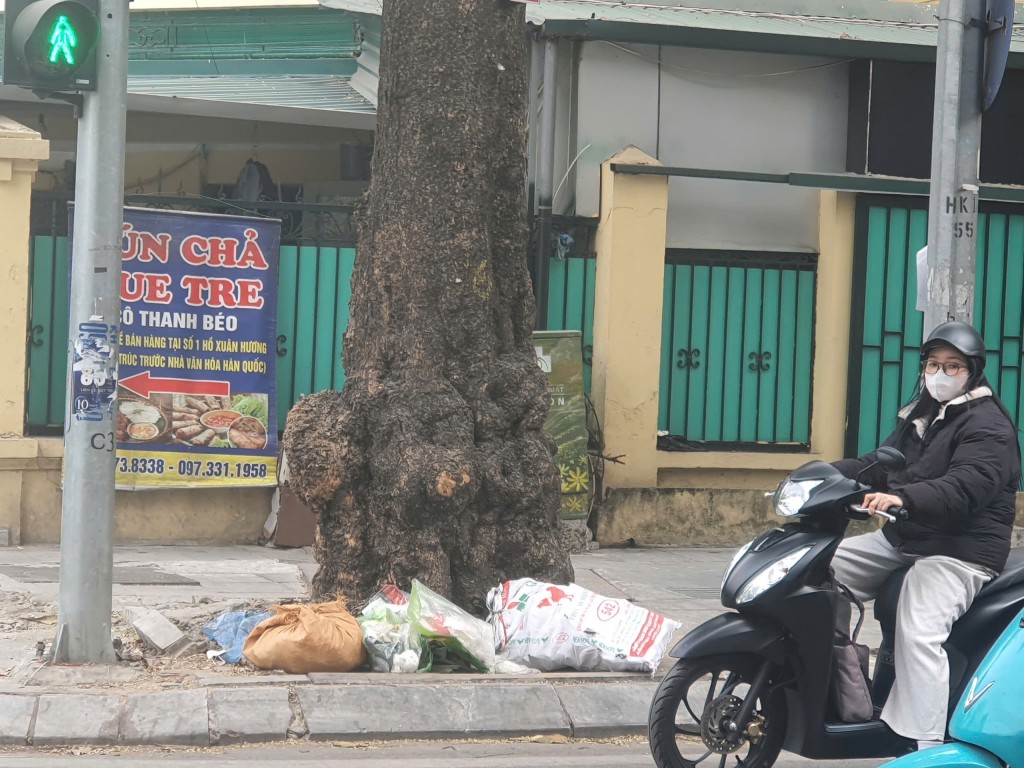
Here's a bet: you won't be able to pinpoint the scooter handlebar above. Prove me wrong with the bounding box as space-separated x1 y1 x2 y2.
850 504 909 523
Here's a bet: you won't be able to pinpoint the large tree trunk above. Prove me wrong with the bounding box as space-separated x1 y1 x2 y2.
283 0 573 611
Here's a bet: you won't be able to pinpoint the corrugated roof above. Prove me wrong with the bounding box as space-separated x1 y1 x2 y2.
319 0 1024 62
127 75 375 113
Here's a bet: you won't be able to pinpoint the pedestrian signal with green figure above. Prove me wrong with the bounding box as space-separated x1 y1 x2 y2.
3 0 100 91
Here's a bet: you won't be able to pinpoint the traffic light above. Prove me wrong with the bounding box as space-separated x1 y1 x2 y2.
3 0 100 92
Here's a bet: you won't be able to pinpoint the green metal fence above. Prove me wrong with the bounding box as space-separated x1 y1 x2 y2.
25 194 595 434
26 236 70 430
849 197 1024 461
273 245 356 432
658 250 818 449
546 255 596 393
25 193 358 435
26 236 355 434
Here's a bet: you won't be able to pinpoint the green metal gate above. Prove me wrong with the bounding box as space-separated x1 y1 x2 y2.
25 196 597 434
27 236 355 434
26 235 70 431
25 194 357 435
849 197 1024 462
273 244 356 431
546 254 595 393
658 250 817 449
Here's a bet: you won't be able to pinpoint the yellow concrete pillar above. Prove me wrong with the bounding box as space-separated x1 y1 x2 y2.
813 190 858 461
591 147 668 489
0 116 49 543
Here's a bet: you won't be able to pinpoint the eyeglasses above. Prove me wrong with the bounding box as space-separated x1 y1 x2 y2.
924 360 969 377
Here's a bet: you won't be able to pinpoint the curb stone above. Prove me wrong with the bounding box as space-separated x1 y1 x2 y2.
296 683 572 741
209 686 292 744
556 682 657 738
0 694 36 745
32 693 121 746
11 680 657 747
305 671 642 685
121 689 209 746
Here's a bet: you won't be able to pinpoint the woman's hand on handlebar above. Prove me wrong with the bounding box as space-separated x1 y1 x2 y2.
861 492 905 516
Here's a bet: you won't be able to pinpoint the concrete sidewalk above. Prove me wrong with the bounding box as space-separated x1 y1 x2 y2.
0 544 884 747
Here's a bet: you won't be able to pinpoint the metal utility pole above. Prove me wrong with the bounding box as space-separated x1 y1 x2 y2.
533 38 557 331
924 0 985 333
54 0 129 664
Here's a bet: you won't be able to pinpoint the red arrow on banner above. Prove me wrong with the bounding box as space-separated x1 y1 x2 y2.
120 371 230 399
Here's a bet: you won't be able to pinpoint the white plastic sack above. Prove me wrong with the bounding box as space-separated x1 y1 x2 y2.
487 579 681 674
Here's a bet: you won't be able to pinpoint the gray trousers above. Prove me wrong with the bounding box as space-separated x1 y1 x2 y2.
830 529 993 741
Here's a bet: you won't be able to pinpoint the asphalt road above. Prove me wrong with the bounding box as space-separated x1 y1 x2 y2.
0 742 888 768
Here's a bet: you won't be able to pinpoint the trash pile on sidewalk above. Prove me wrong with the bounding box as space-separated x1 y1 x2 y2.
2 567 680 685
198 578 682 676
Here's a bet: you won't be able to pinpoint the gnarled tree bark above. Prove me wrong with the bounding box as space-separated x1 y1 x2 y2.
283 0 574 611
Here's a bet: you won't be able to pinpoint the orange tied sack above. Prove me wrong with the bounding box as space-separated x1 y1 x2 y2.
243 598 367 673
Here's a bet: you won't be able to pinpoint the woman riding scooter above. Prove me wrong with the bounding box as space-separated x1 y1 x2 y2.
830 321 1021 751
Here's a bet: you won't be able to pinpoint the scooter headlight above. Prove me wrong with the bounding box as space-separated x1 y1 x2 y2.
721 540 753 590
773 479 822 516
736 546 812 604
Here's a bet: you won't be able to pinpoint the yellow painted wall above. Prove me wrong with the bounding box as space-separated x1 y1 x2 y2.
589 164 860 543
591 148 858 494
0 129 862 545
0 103 369 195
18 445 270 543
117 147 345 196
0 113 281 544
0 116 49 543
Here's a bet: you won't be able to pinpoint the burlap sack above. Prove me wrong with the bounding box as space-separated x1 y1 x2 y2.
243 597 367 673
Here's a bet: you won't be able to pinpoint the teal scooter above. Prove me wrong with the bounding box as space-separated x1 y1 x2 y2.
879 605 1024 768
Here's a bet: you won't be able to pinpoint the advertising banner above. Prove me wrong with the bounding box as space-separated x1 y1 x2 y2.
71 207 281 489
534 331 591 520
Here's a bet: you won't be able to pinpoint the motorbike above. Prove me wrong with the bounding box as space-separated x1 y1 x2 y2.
876 605 1024 768
647 447 1024 768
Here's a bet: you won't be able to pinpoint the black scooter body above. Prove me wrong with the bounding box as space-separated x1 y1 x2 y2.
663 458 1024 762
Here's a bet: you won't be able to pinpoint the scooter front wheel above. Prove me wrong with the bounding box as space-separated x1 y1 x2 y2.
649 653 787 768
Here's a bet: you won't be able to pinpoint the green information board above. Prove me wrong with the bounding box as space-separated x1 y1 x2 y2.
534 331 591 520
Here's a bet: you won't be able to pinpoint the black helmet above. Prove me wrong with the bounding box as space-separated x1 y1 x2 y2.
922 321 986 360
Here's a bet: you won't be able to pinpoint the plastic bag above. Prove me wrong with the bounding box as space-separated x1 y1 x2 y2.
359 609 431 673
203 610 273 664
243 597 367 673
408 579 496 673
487 579 681 673
359 586 429 673
830 580 873 722
361 585 411 619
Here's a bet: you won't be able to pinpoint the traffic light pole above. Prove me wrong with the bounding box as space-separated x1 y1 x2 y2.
53 0 129 664
924 0 984 333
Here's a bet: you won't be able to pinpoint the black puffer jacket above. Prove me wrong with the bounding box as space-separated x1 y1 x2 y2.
834 391 1020 573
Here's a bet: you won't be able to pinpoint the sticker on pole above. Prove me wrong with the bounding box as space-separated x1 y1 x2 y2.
71 319 118 423
916 245 929 312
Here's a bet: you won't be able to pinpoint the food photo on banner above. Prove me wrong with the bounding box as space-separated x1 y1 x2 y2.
69 206 282 490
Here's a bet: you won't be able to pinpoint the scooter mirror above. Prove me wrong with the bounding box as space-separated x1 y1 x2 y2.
875 447 906 470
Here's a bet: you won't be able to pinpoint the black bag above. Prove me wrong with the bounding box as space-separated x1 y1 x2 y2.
830 581 873 723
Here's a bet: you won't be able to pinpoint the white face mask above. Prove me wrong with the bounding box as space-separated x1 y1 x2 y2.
925 371 968 403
